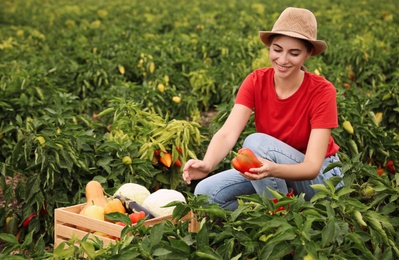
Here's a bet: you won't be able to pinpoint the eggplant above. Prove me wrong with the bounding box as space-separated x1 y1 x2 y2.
126 201 155 219
115 195 155 219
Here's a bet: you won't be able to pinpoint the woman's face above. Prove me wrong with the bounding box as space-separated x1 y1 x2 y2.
269 35 312 78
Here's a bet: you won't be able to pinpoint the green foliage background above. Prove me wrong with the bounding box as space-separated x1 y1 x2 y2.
0 0 399 258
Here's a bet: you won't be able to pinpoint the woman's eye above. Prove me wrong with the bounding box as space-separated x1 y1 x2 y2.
273 49 282 52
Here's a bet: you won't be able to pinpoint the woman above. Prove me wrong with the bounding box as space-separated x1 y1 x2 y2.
182 7 343 210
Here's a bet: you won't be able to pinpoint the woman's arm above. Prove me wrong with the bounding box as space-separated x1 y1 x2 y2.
203 104 253 169
182 104 252 184
247 128 331 181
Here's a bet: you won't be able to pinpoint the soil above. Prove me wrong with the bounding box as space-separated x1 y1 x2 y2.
199 109 218 127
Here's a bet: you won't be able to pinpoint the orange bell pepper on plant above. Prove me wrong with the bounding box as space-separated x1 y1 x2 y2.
159 152 172 167
232 148 262 174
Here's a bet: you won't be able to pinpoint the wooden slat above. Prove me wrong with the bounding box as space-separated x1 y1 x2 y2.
54 203 199 248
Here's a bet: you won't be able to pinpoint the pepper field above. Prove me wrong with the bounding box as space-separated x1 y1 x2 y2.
1 0 399 259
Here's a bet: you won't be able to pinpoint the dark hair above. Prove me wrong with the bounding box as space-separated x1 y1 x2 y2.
300 39 314 54
268 34 314 54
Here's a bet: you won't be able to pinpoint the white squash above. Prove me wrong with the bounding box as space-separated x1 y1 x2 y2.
141 189 186 217
114 183 151 205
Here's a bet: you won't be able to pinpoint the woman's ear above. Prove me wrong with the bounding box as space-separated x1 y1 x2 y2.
306 50 313 59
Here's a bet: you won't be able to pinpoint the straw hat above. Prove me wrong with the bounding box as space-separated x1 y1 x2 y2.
259 7 327 56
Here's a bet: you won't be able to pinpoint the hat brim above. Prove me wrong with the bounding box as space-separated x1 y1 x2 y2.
259 31 327 56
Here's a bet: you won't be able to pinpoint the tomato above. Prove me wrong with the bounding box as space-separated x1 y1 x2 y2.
129 211 146 224
114 221 126 226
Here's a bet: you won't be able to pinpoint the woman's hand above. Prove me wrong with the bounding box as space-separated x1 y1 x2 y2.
239 158 274 180
182 159 211 184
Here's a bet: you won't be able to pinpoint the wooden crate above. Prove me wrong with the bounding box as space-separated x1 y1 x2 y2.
54 203 198 248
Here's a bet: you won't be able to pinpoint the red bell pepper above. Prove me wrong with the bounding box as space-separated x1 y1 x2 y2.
129 211 146 224
231 148 262 174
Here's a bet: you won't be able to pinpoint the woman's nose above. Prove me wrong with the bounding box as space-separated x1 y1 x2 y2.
278 53 288 64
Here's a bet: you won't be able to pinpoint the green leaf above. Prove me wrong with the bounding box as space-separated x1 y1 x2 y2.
365 210 395 236
81 241 95 259
169 238 190 254
344 198 369 211
323 161 342 173
149 222 164 250
196 223 209 250
321 219 335 247
0 254 26 260
301 217 316 235
22 229 35 247
389 193 399 203
25 175 40 202
171 202 191 221
152 248 172 256
196 204 227 219
0 233 19 244
33 235 46 257
231 253 243 260
104 212 131 224
335 187 355 197
230 204 248 221
259 242 293 260
266 187 283 200
268 229 296 244
310 184 330 193
97 107 116 117
215 238 234 259
195 247 222 260
96 157 113 174
300 208 323 219
310 191 328 202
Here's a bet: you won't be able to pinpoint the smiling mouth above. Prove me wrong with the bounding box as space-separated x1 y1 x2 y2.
276 63 290 71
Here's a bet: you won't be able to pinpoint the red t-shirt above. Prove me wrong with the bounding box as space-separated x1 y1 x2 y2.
235 68 339 157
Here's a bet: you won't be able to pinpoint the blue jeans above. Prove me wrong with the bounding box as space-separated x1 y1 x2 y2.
194 133 343 211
